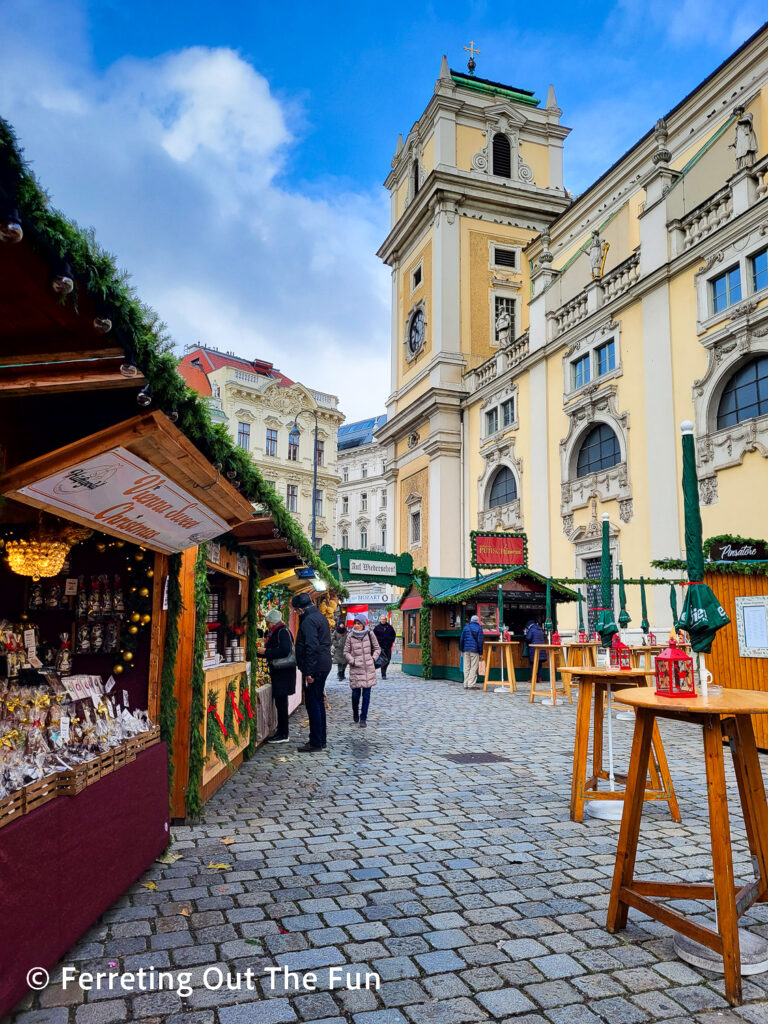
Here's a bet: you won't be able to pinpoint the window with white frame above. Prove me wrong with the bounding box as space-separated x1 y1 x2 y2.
361 463 368 478
361 492 368 512
716 356 768 428
265 428 278 457
360 527 368 549
380 490 387 509
410 510 421 545
711 265 742 314
411 263 422 292
286 484 298 512
237 422 250 449
342 466 349 482
341 496 349 514
501 398 515 427
494 295 515 345
341 530 349 549
571 353 591 390
751 248 768 293
314 490 323 517
380 526 387 548
485 408 499 436
595 339 616 378
493 246 516 269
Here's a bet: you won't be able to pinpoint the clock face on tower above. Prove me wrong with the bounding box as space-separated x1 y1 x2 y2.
408 309 425 355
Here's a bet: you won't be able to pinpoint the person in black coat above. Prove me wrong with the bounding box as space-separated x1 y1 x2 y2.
373 615 396 678
260 608 297 743
291 592 332 752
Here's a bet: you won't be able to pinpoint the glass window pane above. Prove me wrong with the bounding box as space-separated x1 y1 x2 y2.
752 250 768 292
576 424 621 478
489 467 517 507
717 356 768 428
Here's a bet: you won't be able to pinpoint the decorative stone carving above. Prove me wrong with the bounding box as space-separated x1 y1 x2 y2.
234 408 256 422
619 499 634 523
587 231 607 279
561 513 574 536
652 118 671 165
699 476 719 505
495 306 512 347
695 250 724 277
477 439 523 531
731 109 759 171
559 384 631 515
407 431 421 450
470 105 534 184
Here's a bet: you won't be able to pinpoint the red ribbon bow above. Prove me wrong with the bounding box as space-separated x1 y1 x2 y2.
207 704 227 736
241 689 254 719
229 690 244 724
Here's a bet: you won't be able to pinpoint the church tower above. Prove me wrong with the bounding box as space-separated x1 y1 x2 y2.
376 55 570 575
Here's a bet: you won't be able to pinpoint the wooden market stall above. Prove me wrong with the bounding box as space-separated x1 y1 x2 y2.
400 568 577 681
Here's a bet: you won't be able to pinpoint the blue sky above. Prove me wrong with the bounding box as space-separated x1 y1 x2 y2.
1 1 766 418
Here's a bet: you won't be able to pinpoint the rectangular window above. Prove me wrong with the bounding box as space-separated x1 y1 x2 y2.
381 490 387 509
361 463 368 478
237 422 250 450
494 246 516 268
502 398 515 427
752 249 768 293
341 496 349 514
360 528 368 549
342 466 349 482
341 531 349 549
406 611 420 646
485 408 499 435
571 354 591 390
286 484 298 512
494 295 515 344
314 490 323 517
288 434 299 461
711 266 742 313
410 510 421 545
381 527 387 548
361 492 368 512
316 439 325 466
265 428 278 457
412 265 422 290
595 339 616 377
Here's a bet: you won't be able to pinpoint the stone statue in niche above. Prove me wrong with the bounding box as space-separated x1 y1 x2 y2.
588 231 606 279
495 306 512 346
731 110 758 170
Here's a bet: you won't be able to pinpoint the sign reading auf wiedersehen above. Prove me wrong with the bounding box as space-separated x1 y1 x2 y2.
471 531 528 569
349 558 397 577
18 447 230 554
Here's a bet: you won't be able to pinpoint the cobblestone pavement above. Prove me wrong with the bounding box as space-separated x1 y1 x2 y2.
10 670 768 1024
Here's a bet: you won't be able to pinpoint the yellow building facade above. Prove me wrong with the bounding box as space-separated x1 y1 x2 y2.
378 30 768 632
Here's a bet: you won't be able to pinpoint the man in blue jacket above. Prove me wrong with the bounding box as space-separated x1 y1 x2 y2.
459 614 485 689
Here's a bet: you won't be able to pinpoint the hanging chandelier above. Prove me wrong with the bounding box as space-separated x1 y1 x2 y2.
5 526 92 581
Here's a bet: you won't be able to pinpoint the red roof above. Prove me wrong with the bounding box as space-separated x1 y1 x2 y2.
177 359 212 396
179 347 294 387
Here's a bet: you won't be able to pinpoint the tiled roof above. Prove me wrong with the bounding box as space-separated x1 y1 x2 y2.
179 347 295 387
177 359 212 396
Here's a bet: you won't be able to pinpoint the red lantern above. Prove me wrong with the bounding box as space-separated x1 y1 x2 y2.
552 631 562 645
654 640 695 698
648 631 656 646
578 630 588 643
609 637 632 670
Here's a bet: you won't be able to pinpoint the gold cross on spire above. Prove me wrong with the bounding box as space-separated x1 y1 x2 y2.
463 40 480 75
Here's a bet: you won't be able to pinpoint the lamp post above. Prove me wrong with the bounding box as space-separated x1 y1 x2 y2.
292 409 320 550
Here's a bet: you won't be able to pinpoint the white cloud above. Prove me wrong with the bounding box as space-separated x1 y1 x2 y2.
0 1 391 421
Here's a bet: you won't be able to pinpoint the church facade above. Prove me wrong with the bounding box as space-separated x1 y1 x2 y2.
377 28 768 631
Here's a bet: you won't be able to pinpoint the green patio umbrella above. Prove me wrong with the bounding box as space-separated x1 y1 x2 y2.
497 583 504 635
577 590 585 633
676 422 730 653
597 514 618 647
639 576 650 634
618 563 631 629
669 583 679 631
543 578 554 635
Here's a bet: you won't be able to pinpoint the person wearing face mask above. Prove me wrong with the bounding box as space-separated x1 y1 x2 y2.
343 615 381 728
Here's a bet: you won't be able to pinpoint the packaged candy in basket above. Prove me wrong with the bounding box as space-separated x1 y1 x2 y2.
113 576 125 616
101 575 113 617
76 624 90 655
91 623 104 653
104 621 119 654
55 634 72 674
87 577 101 622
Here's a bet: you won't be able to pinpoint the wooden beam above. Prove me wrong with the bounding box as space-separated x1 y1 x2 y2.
0 347 125 367
0 368 142 395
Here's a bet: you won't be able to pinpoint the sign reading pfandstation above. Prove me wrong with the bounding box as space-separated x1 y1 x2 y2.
471 531 527 569
18 447 230 554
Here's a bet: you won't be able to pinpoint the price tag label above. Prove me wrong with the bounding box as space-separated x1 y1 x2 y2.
23 629 36 649
105 675 116 694
64 578 78 597
60 716 70 742
162 575 169 611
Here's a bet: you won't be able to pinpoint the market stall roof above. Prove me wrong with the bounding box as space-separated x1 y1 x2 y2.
398 576 465 610
427 568 578 604
229 517 342 591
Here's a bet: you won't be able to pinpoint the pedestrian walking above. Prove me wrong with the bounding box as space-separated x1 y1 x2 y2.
292 592 332 752
459 614 484 689
259 608 296 744
524 616 547 682
373 614 396 678
344 615 381 727
331 619 348 680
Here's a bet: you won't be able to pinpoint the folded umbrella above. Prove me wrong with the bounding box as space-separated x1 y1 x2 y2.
597 514 618 647
577 590 585 633
618 563 631 629
640 576 650 634
543 577 554 635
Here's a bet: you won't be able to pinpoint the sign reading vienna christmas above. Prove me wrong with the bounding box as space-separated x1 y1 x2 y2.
471 531 528 569
17 448 230 554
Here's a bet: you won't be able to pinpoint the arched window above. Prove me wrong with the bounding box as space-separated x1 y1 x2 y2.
488 466 517 508
341 530 349 550
717 356 768 428
412 160 420 196
576 424 621 478
492 133 511 178
360 527 368 549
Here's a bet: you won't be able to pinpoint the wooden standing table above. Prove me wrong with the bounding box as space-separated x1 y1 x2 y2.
563 641 600 667
482 641 519 692
607 687 768 1007
559 666 681 824
528 644 571 705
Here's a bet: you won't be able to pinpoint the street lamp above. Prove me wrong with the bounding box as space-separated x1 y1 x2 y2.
292 409 319 550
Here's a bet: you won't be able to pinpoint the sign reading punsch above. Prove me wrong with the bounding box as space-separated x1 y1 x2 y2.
471 531 527 569
19 447 230 554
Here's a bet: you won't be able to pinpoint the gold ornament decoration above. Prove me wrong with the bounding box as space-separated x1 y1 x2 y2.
96 542 106 552
131 612 141 623
139 587 149 597
113 664 124 674
146 569 154 578
122 651 134 662
141 613 151 625
128 625 138 635
134 552 144 562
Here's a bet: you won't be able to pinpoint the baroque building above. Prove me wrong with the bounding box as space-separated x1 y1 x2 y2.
380 28 768 630
335 415 391 553
179 346 344 549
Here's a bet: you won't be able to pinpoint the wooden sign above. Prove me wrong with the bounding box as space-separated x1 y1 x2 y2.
710 539 768 561
471 531 527 569
16 447 230 554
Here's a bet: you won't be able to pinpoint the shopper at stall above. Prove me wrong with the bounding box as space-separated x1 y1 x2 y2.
331 619 348 680
373 615 396 678
459 614 485 689
260 608 296 744
292 592 332 752
344 615 381 727
524 616 547 683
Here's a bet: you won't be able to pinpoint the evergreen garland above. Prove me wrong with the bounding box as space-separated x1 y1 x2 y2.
205 688 230 766
412 569 433 679
238 671 253 741
243 559 260 760
159 552 182 796
185 543 209 819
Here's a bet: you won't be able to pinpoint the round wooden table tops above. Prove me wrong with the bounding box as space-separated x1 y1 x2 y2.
559 666 653 681
529 644 566 652
613 686 768 715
